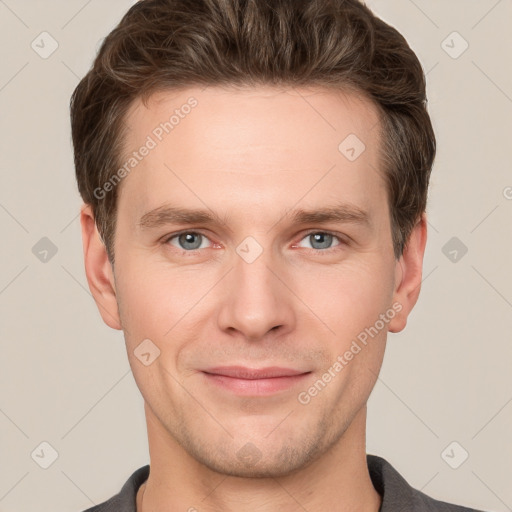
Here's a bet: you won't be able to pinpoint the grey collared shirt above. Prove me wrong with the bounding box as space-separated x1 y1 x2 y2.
81 454 487 511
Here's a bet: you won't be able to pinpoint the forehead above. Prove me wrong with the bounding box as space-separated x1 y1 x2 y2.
122 85 382 164
117 85 385 224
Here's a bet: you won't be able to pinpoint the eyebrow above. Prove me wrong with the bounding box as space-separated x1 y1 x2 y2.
137 202 372 231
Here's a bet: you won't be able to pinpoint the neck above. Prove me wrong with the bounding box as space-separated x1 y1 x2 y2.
137 404 381 512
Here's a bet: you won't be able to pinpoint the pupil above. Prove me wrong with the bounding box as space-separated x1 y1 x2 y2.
180 233 201 250
312 233 331 249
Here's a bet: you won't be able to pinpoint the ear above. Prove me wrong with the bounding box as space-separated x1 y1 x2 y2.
388 212 428 333
80 203 122 330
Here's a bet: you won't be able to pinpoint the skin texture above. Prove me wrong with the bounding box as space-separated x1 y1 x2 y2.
80 85 427 512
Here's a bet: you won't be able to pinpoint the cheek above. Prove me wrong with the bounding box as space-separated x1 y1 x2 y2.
115 260 216 348
297 258 394 338
114 264 171 344
114 266 192 403
304 262 391 404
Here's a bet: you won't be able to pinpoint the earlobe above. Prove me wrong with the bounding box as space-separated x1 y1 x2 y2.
80 204 122 330
388 213 428 334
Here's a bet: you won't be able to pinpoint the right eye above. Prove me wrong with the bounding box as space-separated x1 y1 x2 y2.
163 231 214 251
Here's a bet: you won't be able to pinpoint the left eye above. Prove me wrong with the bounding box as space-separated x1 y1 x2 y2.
297 232 342 251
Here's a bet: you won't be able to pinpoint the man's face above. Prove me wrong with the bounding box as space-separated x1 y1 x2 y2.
110 86 402 477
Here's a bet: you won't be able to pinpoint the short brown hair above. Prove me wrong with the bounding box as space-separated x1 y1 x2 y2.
70 0 436 265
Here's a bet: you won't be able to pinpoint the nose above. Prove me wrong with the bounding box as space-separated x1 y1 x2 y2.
216 245 296 342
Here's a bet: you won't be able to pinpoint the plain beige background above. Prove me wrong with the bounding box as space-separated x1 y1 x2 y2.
0 1 511 511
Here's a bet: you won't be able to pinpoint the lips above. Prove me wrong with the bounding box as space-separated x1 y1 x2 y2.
201 366 312 395
202 366 309 379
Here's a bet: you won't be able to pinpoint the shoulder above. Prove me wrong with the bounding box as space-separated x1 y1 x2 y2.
412 490 488 512
367 454 488 512
80 465 150 512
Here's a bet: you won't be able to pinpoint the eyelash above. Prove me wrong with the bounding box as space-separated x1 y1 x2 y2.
162 229 347 255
